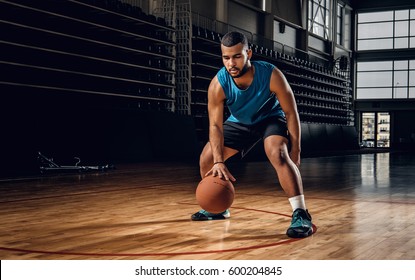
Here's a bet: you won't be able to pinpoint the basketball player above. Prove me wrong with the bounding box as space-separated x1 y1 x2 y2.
191 31 313 238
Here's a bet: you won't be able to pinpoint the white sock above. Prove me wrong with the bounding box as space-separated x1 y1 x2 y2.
289 194 306 211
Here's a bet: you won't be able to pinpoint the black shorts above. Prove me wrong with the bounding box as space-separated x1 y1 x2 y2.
223 116 289 156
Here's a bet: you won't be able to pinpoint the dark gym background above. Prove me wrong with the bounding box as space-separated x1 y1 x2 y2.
1 0 414 178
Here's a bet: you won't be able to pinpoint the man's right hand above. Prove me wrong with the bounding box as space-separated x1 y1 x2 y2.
205 162 236 182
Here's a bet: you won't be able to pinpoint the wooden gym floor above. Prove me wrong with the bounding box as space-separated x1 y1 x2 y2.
0 151 414 260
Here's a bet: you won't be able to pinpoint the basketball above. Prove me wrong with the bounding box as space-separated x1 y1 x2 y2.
196 175 235 214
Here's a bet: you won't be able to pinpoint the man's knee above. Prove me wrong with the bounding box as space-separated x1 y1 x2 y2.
264 137 290 164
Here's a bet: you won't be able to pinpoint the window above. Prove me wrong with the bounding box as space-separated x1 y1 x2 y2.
357 9 415 51
336 3 343 45
308 0 331 40
356 60 415 99
356 61 393 99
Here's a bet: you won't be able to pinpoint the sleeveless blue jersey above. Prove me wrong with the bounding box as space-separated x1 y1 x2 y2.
217 61 285 125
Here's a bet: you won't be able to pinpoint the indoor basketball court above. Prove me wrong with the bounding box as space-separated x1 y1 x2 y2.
1 0 415 272
1 152 414 260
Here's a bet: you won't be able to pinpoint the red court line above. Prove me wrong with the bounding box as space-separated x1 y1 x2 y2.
0 205 316 258
0 238 300 257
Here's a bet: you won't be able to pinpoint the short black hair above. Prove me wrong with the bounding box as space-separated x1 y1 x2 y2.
221 31 248 48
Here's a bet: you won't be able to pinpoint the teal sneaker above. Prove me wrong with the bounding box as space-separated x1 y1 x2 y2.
286 208 313 238
191 209 230 221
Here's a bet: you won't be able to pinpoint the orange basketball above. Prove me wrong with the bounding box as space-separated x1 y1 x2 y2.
196 175 235 214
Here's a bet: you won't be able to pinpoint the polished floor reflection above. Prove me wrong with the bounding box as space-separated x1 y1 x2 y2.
0 152 414 260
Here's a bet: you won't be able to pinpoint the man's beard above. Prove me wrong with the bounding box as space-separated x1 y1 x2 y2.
229 63 249 78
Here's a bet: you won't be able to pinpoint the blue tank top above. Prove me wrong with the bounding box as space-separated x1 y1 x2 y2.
217 61 285 125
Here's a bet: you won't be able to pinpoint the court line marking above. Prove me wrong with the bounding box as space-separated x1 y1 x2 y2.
0 204 316 257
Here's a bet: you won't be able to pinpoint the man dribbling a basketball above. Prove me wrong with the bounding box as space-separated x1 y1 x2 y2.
190 31 313 238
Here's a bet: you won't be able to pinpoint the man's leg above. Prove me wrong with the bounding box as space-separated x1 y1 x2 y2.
263 135 313 238
263 135 303 196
